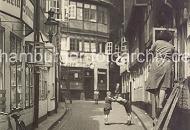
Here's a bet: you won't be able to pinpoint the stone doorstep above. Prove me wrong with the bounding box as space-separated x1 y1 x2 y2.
132 105 153 130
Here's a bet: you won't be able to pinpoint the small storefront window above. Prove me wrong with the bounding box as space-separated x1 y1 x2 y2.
10 33 23 110
25 65 34 108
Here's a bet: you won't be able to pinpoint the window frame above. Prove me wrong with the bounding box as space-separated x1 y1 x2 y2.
10 32 23 110
70 38 80 51
76 2 83 20
0 26 5 90
25 64 34 108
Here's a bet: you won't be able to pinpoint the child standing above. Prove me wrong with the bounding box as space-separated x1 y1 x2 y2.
116 94 132 125
104 91 115 125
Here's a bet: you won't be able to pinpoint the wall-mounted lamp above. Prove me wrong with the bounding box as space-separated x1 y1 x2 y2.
44 8 59 43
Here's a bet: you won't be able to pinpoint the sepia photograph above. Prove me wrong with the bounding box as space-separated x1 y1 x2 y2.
0 0 190 130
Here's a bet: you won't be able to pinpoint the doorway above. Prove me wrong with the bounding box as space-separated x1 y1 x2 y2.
84 77 94 100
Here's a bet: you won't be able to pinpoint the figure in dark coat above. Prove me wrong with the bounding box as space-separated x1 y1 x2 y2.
146 30 175 110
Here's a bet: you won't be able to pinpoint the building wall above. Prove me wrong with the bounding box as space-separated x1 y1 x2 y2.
121 0 190 129
0 11 34 129
0 1 57 129
59 0 114 99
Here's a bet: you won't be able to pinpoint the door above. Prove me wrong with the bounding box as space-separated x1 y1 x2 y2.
84 77 94 99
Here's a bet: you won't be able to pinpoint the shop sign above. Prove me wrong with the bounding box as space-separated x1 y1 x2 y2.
22 0 34 28
0 0 22 18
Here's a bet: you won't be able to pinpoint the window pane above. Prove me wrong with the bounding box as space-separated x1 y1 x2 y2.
103 9 108 24
70 38 75 51
97 7 102 23
77 8 83 20
90 9 97 22
25 67 30 107
10 65 16 108
84 4 90 8
10 34 16 53
69 2 76 19
77 2 82 7
91 5 96 10
17 64 22 108
91 43 96 53
102 43 105 53
99 43 102 53
84 41 90 52
84 8 90 21
79 41 83 51
30 68 34 106
17 39 21 54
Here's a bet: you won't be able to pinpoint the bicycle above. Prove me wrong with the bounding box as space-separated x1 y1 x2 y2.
0 107 26 130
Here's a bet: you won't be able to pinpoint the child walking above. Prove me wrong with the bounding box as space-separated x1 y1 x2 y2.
116 94 132 125
104 91 115 125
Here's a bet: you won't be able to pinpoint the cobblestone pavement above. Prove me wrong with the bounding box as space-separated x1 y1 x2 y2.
52 100 145 130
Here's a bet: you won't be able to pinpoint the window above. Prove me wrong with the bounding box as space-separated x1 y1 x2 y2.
84 4 97 22
25 42 34 107
25 65 34 108
84 4 90 21
69 1 77 19
84 41 90 52
77 2 83 20
79 41 83 51
49 0 60 19
99 43 102 53
98 7 108 24
10 33 23 109
0 27 5 90
99 43 106 53
105 42 112 55
74 73 79 79
91 42 96 53
70 38 79 51
90 5 97 22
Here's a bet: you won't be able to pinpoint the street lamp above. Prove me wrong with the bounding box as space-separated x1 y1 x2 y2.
44 8 59 113
44 8 59 43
